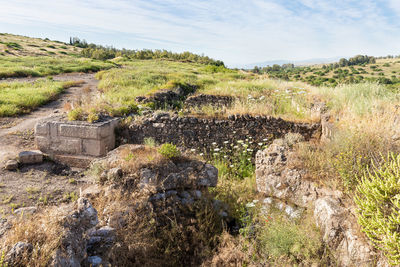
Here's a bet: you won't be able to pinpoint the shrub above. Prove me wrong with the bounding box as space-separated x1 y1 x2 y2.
67 108 84 121
355 153 400 265
158 143 180 159
87 109 99 123
144 137 157 147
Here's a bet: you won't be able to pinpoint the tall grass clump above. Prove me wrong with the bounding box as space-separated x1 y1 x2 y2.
312 82 397 117
296 82 400 191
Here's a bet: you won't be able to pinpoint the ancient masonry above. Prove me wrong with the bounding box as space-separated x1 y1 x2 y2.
122 112 320 154
35 117 119 167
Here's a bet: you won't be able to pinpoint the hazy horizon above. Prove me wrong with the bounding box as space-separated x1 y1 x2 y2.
1 0 400 67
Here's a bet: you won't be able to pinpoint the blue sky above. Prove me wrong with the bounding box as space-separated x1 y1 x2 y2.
1 0 400 67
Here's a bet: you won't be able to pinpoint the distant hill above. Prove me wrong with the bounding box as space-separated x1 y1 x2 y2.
242 57 341 69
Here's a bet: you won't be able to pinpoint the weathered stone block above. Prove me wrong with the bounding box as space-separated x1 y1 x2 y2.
49 122 59 138
54 138 82 154
82 139 104 156
60 124 99 139
19 150 43 164
102 135 115 151
34 123 49 136
35 136 51 151
35 117 119 167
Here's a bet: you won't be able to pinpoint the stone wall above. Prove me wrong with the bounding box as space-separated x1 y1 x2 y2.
35 116 119 166
184 94 234 109
122 113 320 154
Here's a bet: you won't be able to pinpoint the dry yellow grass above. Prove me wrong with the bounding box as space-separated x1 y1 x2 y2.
0 33 80 57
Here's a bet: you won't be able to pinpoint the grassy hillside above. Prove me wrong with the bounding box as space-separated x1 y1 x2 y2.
0 56 115 78
0 33 80 57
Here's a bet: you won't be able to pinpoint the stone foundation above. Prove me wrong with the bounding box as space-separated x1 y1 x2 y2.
122 113 320 156
35 116 119 167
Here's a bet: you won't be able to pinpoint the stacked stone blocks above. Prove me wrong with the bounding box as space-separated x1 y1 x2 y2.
35 117 119 158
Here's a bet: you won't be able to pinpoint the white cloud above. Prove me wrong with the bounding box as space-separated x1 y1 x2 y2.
0 0 399 66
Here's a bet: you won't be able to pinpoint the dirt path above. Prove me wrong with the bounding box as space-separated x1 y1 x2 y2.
0 72 101 214
0 72 99 164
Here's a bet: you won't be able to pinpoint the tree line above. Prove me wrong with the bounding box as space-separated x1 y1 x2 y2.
69 37 224 66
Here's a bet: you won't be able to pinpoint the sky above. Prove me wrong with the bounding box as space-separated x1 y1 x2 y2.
0 0 400 67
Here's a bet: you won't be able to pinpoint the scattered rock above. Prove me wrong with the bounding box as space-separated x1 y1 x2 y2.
0 219 11 238
50 197 99 267
107 167 122 182
81 184 102 198
18 150 43 164
87 256 102 266
5 159 18 170
5 241 33 266
13 206 37 216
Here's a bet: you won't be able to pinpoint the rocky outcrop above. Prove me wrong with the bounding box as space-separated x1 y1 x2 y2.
3 197 102 266
255 134 383 266
49 197 99 267
86 144 226 265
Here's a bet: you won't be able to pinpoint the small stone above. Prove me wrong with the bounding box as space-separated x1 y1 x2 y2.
81 185 102 198
18 150 43 164
191 190 202 199
5 242 33 265
87 256 102 266
5 160 18 170
13 207 37 215
107 167 122 181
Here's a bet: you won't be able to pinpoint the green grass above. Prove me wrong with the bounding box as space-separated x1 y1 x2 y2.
0 56 115 78
95 59 311 120
0 79 77 116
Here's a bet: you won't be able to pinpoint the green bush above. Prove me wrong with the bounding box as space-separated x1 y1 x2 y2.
67 108 84 121
87 110 99 123
158 143 180 159
355 153 400 265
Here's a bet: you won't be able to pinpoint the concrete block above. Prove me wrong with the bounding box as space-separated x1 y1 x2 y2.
59 124 99 139
19 150 43 164
34 122 49 136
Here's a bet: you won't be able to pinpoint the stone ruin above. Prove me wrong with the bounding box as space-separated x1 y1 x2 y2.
255 133 387 266
2 144 222 266
34 116 119 167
